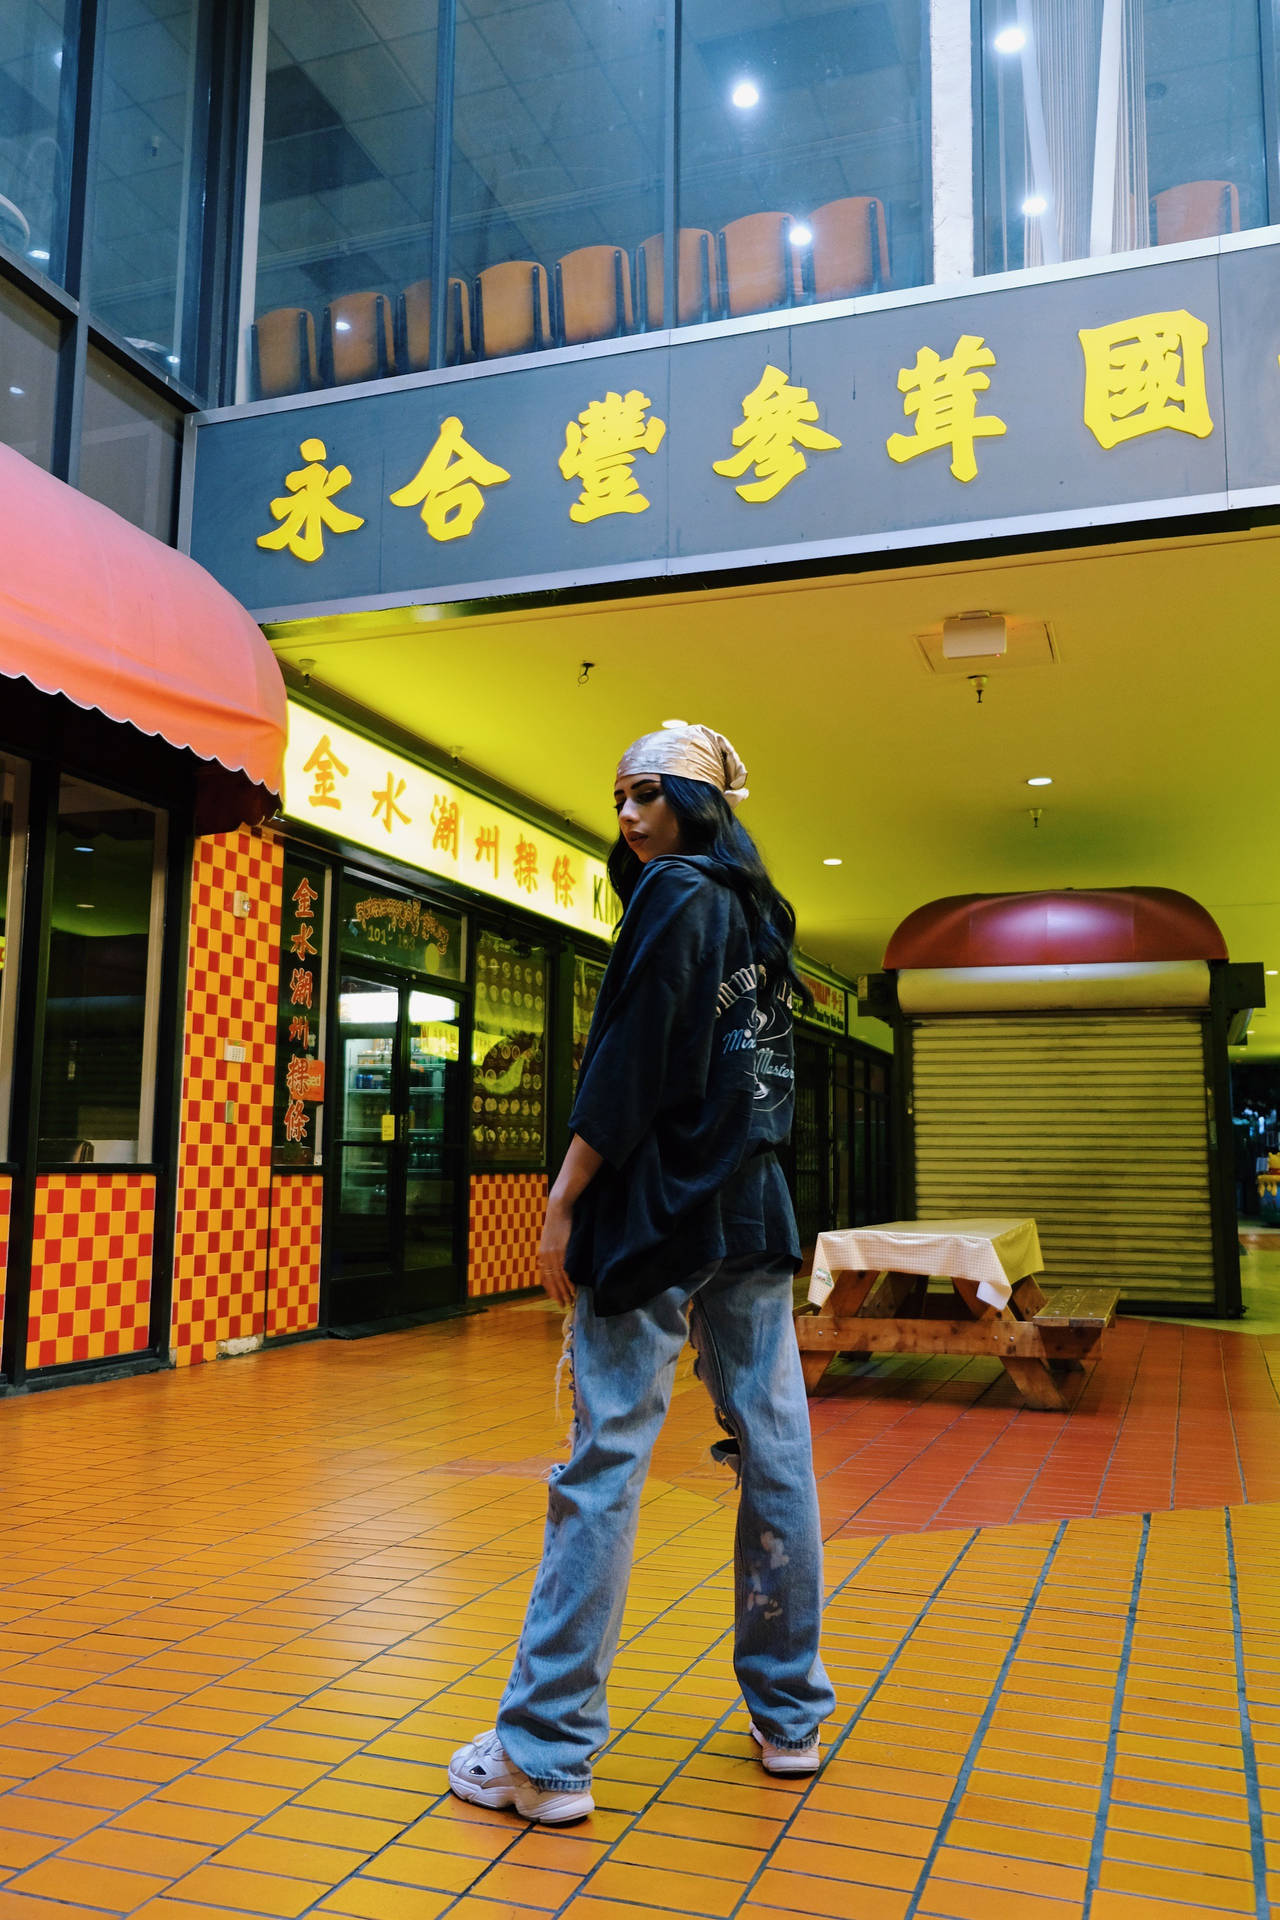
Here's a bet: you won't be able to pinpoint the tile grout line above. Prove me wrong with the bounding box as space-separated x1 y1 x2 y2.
508 1526 906 1920
893 1516 1071 1920
1080 1506 1150 1920
1011 1324 1145 1527
0 1471 635 1897
1223 1506 1270 1920
1219 1334 1251 1507
303 1496 892 1916
723 1523 985 1918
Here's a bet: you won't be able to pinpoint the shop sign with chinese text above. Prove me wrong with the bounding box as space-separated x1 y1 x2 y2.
274 854 328 1163
188 242 1280 616
795 966 847 1035
338 876 464 979
285 703 613 938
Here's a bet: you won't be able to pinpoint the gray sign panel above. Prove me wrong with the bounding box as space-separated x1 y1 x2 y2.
185 242 1278 620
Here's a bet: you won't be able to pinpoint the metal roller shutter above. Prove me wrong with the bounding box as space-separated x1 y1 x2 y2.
910 1013 1215 1308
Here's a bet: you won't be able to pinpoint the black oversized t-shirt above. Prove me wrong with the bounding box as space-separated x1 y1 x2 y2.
566 854 801 1315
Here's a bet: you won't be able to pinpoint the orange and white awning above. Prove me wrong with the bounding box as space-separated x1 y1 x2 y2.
0 443 285 830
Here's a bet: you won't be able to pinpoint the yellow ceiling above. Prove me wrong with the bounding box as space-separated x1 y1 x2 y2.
267 522 1280 1060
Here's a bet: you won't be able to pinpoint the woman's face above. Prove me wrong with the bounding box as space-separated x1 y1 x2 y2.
614 772 683 863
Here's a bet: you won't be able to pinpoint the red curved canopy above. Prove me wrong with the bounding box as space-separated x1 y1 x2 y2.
0 442 285 829
885 887 1229 970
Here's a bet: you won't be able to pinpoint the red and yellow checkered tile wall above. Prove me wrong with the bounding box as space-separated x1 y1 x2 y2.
25 1174 154 1370
468 1171 547 1296
171 828 280 1366
267 1174 323 1337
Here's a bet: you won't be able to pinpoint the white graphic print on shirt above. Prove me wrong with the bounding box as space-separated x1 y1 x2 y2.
716 963 795 1113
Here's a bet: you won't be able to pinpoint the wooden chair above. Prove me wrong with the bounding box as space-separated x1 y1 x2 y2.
1151 180 1241 245
397 276 472 371
322 290 393 386
803 195 889 301
636 229 719 328
554 245 634 346
473 260 551 360
717 211 800 319
250 307 318 399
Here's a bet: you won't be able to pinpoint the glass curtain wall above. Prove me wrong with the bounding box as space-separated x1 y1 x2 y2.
678 0 925 318
0 2 78 283
244 0 929 395
250 0 437 397
449 0 663 356
87 0 207 387
0 1 239 532
980 0 1268 274
0 273 60 468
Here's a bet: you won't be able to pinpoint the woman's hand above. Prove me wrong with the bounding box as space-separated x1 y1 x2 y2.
537 1194 576 1306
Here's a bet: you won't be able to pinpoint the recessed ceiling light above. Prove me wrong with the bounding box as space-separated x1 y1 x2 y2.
731 79 760 109
789 223 812 247
28 247 50 262
333 319 352 333
73 844 94 853
822 857 842 867
994 25 1027 52
660 717 685 729
1025 775 1053 786
166 353 180 365
8 385 23 397
75 901 94 909
1267 970 1278 976
1021 195 1048 217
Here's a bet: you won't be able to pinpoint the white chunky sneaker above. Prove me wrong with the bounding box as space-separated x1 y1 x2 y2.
448 1728 595 1824
750 1721 822 1775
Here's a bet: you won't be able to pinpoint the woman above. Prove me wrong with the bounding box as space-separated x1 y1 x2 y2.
449 722 835 1824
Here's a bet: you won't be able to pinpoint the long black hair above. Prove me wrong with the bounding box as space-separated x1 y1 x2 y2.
607 774 809 1006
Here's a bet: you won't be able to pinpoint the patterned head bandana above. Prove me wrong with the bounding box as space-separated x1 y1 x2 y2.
615 721 750 808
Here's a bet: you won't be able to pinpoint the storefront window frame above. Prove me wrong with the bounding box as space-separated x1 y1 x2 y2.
35 776 169 1170
0 755 32 1166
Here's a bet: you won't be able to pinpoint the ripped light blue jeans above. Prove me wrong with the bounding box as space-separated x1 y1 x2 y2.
496 1255 836 1790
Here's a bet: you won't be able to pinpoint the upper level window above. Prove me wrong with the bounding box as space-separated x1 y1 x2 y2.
449 0 664 358
88 0 208 389
79 346 183 541
979 0 1268 273
248 3 438 400
0 274 60 469
0 3 77 284
679 0 926 321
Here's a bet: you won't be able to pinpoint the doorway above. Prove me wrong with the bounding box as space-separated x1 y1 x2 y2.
330 972 465 1326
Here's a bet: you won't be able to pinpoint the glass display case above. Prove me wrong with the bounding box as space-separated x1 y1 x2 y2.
572 954 606 1085
471 931 548 1169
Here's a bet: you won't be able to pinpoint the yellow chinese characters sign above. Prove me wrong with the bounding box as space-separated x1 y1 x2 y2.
283 704 616 939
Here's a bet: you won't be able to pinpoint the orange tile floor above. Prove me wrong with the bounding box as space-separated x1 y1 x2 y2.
2 1293 1279 1920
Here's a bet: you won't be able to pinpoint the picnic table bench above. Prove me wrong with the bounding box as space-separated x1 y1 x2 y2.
795 1218 1119 1412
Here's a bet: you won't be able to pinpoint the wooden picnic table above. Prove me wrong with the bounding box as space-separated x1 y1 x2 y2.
794 1218 1119 1412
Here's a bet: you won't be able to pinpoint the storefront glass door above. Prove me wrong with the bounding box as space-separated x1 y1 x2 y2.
332 972 463 1324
